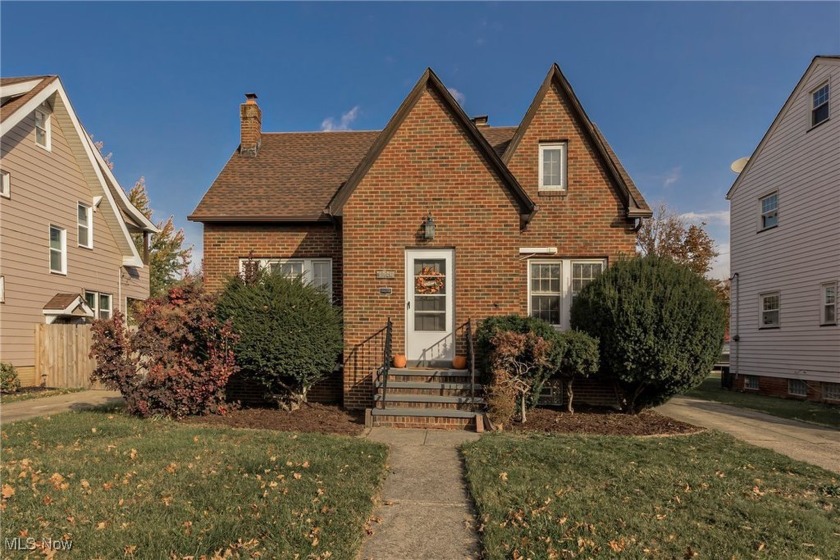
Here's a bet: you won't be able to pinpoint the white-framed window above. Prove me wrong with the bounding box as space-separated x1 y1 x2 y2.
759 292 780 328
77 203 93 248
34 107 51 150
49 225 66 274
538 142 567 190
84 291 113 320
0 169 9 198
239 257 333 299
821 282 837 326
759 192 778 230
788 379 808 397
811 83 829 127
0 275 5 304
528 258 606 328
823 382 840 402
744 375 759 390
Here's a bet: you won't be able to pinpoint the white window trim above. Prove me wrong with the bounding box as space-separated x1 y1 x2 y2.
759 291 780 329
77 202 93 249
811 82 830 127
527 258 606 329
758 191 778 231
0 275 5 304
34 107 51 151
239 257 333 300
821 282 837 326
49 225 66 275
84 290 113 320
0 169 9 199
538 142 567 191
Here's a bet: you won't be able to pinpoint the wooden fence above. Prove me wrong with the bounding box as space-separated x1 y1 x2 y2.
34 324 102 389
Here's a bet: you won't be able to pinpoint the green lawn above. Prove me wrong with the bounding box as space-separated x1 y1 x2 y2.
463 432 839 560
685 373 840 428
0 387 85 404
1 411 387 559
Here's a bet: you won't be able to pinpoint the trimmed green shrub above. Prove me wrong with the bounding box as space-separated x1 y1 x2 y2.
216 269 343 410
476 314 563 409
554 330 600 413
571 255 726 413
0 362 21 393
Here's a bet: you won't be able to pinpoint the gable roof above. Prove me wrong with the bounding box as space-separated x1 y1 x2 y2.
726 55 840 200
190 64 649 223
42 293 94 319
0 75 157 267
502 64 651 218
326 69 536 220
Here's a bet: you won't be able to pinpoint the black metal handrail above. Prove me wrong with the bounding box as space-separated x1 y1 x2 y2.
375 317 393 409
466 318 475 400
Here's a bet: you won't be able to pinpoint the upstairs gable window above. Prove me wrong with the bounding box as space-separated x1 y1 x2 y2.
539 142 567 190
78 203 93 248
34 107 51 150
812 83 829 127
759 192 778 230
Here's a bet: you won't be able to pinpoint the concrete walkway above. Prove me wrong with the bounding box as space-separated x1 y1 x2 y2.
360 428 481 560
658 396 840 474
0 390 122 423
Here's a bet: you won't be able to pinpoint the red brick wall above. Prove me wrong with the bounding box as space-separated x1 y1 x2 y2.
506 81 637 258
202 222 343 302
734 374 824 402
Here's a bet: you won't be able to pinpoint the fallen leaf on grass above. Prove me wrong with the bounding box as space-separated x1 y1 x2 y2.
499 472 508 482
1 484 15 499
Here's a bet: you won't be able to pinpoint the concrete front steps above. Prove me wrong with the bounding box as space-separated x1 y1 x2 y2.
367 367 486 431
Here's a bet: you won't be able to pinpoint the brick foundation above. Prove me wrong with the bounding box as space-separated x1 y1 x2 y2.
732 374 838 404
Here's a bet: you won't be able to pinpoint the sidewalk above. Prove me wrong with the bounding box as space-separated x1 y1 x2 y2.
658 396 840 474
360 428 481 560
0 390 122 424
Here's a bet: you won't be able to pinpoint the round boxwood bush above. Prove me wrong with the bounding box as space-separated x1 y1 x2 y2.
216 270 342 410
570 255 725 413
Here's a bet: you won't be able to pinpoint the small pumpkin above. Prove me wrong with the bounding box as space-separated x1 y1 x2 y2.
393 354 407 368
452 355 467 369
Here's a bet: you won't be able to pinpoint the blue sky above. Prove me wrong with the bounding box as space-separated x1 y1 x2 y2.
2 2 838 280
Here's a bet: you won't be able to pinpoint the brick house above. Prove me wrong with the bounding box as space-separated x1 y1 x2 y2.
190 64 651 424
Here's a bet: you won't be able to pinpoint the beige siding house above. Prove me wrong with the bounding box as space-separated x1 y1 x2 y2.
727 56 840 403
0 76 157 385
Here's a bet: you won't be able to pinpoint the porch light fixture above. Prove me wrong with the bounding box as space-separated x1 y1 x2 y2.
423 212 436 240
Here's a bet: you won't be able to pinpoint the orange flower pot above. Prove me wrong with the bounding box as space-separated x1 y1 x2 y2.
452 355 467 369
393 354 407 368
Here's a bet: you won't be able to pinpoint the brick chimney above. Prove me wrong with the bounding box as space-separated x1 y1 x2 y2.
240 93 261 156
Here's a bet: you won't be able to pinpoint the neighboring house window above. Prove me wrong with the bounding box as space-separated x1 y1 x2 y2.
84 291 113 320
35 108 51 150
821 282 837 325
77 203 93 248
529 262 562 325
0 169 9 198
744 375 759 390
811 83 829 127
239 258 333 299
528 258 606 327
759 192 778 230
759 292 780 328
0 275 4 303
49 225 66 274
823 382 840 402
788 379 807 397
538 142 567 190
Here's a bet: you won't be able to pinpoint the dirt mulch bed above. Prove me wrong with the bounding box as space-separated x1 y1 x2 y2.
182 403 366 436
508 406 702 436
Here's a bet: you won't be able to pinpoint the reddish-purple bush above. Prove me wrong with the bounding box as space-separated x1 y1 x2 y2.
90 280 238 418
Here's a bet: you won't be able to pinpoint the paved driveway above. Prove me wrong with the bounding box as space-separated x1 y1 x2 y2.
658 396 840 474
0 390 122 424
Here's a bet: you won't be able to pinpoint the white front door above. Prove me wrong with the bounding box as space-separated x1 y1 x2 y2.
405 249 454 363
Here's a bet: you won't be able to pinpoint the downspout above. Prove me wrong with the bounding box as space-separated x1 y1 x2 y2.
118 266 123 317
731 272 739 377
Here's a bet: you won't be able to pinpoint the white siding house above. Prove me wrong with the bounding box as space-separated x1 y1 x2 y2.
727 56 840 403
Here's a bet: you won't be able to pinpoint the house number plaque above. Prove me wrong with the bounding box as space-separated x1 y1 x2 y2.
379 287 393 295
376 270 396 279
